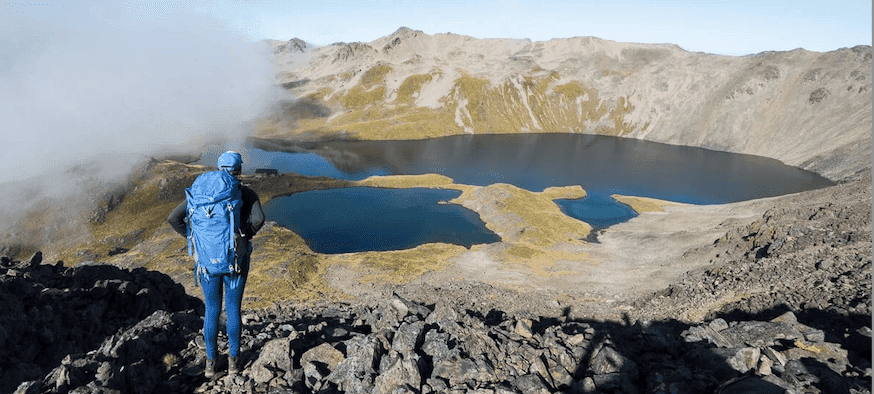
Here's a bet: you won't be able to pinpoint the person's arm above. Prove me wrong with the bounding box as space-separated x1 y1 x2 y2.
241 187 265 238
167 200 188 236
249 199 265 236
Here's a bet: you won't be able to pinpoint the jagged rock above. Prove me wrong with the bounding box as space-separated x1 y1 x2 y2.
587 342 640 393
300 341 344 371
28 251 42 268
511 374 550 394
718 320 802 347
389 298 409 318
563 332 587 347
95 361 113 383
302 361 325 391
251 336 292 372
757 354 773 376
249 363 274 384
527 355 552 386
372 352 421 394
326 334 380 394
393 293 432 319
762 346 788 367
326 358 376 394
683 311 813 349
283 368 304 388
366 304 402 331
332 42 377 63
709 318 730 331
514 318 534 339
392 321 425 354
493 382 521 394
344 333 381 373
723 347 761 373
432 355 482 387
425 377 448 393
547 363 573 389
424 300 458 325
589 342 637 376
456 328 500 362
784 340 849 371
276 38 306 53
543 334 577 374
119 360 160 394
12 381 41 394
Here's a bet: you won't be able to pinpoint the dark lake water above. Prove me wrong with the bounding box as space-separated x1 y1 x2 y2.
203 133 834 253
263 187 499 254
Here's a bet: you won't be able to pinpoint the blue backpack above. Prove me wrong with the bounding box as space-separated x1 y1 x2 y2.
185 170 244 283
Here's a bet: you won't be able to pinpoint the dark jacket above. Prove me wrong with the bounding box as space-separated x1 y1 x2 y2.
167 184 265 239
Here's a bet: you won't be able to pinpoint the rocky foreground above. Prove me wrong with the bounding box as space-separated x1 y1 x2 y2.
2 247 870 394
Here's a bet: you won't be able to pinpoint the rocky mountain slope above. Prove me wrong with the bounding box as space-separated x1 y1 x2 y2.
266 27 871 180
3 252 870 394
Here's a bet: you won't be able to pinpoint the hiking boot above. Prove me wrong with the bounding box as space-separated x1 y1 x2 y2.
228 356 239 376
204 359 215 378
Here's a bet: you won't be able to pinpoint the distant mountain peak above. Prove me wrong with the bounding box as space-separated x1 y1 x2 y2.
275 38 307 53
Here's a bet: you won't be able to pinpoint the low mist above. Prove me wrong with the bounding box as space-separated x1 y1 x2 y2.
0 4 288 246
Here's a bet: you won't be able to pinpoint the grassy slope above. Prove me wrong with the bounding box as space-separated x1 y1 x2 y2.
58 161 608 308
258 64 636 140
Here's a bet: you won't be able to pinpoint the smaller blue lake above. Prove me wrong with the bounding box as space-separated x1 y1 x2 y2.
554 193 638 230
263 187 500 254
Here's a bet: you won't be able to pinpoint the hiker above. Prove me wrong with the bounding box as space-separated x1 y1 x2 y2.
167 151 265 378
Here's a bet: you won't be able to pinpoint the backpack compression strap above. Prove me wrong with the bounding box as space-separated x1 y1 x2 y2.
186 207 194 256
227 201 245 275
185 206 205 287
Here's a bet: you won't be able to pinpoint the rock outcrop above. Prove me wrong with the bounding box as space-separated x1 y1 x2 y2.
0 253 200 394
275 38 307 54
5 254 869 394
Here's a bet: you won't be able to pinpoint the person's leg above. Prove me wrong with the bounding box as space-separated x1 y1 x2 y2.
200 274 224 363
225 246 250 361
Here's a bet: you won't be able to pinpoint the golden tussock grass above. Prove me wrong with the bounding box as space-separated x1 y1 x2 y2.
259 67 639 140
610 194 685 213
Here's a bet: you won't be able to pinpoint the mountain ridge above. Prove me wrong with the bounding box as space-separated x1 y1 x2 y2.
265 28 871 181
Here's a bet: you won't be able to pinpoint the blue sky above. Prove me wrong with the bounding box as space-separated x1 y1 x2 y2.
238 0 872 55
2 1 870 56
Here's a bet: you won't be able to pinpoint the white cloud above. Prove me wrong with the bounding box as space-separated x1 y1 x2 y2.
0 3 288 231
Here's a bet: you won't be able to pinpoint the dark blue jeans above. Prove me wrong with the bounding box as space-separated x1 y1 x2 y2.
200 245 250 361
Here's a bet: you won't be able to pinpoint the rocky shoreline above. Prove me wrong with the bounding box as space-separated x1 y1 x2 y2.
3 250 870 394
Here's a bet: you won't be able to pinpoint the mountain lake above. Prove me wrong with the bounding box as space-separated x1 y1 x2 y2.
200 134 834 254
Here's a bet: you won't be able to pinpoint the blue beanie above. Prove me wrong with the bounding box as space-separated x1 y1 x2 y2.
218 151 243 171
